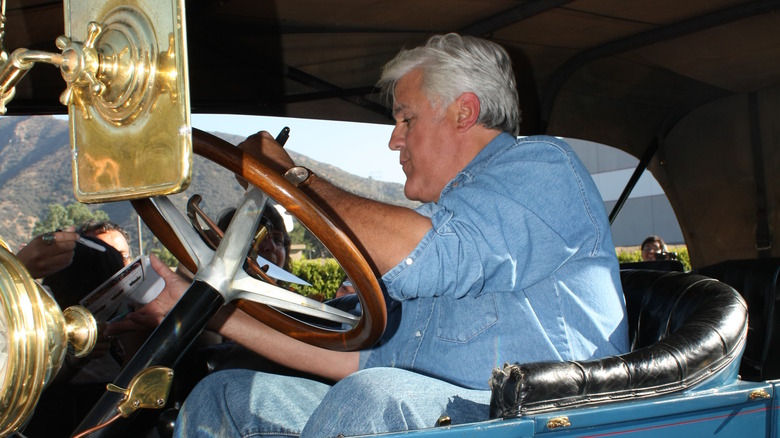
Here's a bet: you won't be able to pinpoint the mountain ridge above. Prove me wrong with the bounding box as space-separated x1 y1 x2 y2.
0 116 415 251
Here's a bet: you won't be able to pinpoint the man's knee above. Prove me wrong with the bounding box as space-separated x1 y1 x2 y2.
303 368 449 436
177 369 331 437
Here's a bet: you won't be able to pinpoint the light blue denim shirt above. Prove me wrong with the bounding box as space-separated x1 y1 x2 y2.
359 133 629 389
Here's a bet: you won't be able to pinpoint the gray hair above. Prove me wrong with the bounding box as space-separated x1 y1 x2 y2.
378 33 520 135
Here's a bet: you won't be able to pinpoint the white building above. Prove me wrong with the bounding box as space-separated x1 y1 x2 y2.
568 139 684 247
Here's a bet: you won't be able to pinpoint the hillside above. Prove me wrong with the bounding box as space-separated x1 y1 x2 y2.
0 116 416 251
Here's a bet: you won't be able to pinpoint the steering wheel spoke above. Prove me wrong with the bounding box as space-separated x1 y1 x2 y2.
231 270 359 326
149 196 215 271
195 187 270 294
133 128 387 351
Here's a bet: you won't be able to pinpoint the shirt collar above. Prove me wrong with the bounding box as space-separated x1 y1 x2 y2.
439 132 516 196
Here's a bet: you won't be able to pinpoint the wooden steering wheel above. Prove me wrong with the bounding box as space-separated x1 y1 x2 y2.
131 128 386 351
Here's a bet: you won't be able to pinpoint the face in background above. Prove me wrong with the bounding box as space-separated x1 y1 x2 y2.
88 230 132 265
258 228 288 269
389 69 465 203
641 241 663 261
217 207 290 270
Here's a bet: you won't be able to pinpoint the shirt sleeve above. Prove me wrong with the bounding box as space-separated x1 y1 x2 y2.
381 138 597 302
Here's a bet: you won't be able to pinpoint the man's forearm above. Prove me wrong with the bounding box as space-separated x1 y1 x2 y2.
213 305 360 382
304 175 430 275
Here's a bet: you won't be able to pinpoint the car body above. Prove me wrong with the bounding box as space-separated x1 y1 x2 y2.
0 0 778 437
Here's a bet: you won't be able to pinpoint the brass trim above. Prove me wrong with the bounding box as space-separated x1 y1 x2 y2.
63 306 99 358
0 0 192 201
0 244 99 435
547 416 572 430
435 415 452 427
64 0 192 203
106 366 175 417
0 244 66 435
749 389 771 400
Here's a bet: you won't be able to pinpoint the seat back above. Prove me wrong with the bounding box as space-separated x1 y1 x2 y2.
489 270 748 419
695 258 780 381
620 259 685 272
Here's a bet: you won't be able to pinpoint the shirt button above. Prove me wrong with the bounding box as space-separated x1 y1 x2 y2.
405 258 413 265
415 331 422 337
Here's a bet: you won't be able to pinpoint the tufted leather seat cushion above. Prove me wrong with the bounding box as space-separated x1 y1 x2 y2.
489 270 748 419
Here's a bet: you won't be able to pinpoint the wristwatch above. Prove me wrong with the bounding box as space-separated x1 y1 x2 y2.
283 166 315 188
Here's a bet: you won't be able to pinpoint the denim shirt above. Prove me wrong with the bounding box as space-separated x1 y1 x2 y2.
359 134 629 390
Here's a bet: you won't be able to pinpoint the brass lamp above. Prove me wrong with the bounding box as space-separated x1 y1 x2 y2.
0 239 98 437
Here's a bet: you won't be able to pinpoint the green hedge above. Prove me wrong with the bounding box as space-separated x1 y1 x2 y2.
288 258 345 300
616 246 691 271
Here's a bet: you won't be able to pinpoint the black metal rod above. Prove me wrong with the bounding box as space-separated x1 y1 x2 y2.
73 280 225 437
609 138 659 225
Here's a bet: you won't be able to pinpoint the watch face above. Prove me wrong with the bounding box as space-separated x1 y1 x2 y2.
285 167 310 185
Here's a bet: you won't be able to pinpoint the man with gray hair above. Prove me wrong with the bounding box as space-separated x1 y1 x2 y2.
122 33 628 436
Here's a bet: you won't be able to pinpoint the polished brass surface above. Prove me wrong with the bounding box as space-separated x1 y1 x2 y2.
749 388 771 400
64 0 191 202
63 305 99 358
435 416 451 427
547 416 572 430
0 243 98 436
106 366 174 417
0 244 65 435
0 0 192 202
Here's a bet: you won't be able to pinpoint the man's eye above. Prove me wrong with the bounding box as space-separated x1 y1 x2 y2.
403 117 414 126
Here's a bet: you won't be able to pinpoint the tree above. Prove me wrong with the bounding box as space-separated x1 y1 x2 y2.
289 220 330 259
31 202 110 237
142 234 179 268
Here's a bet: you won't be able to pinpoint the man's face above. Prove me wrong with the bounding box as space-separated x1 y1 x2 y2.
90 230 132 265
389 70 463 202
258 229 288 269
642 241 663 261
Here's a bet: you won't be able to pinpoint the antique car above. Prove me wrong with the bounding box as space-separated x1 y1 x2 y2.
0 0 778 437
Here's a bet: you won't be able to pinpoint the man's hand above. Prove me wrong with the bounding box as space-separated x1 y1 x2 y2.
235 131 295 188
106 254 190 334
16 227 78 278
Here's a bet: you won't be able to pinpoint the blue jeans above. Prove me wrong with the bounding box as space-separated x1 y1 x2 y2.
173 367 491 437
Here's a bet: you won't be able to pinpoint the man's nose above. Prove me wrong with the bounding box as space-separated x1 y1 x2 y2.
259 236 276 252
388 126 404 151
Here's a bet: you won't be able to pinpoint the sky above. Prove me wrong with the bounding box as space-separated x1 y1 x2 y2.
192 114 403 184
56 112 663 202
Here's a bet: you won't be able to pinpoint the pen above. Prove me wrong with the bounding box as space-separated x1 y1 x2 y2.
77 237 107 252
275 126 290 147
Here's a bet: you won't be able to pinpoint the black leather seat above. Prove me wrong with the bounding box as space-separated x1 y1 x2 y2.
695 258 780 381
489 270 748 419
620 259 685 272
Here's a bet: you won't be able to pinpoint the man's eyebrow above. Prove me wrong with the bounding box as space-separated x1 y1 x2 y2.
392 104 408 116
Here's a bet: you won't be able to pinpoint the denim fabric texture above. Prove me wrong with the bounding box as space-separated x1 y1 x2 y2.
175 368 490 437
363 134 628 389
174 134 628 436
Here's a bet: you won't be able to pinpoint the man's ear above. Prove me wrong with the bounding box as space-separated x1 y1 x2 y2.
455 92 480 131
